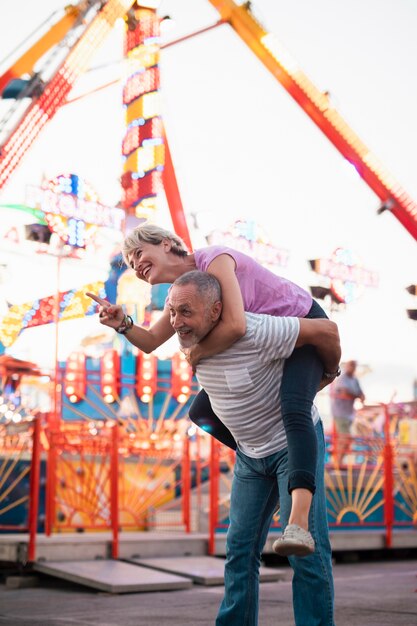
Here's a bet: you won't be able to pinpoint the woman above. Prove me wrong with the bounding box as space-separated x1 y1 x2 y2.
87 223 340 556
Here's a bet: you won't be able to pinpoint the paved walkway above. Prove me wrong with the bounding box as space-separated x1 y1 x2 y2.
0 557 416 625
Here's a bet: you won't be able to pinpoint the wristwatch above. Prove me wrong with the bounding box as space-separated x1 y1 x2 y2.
323 366 341 380
116 315 134 335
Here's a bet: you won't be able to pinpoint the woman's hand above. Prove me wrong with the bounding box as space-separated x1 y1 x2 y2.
181 345 202 373
86 292 125 331
318 377 333 392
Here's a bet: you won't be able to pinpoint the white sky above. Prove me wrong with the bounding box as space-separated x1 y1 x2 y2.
0 0 416 406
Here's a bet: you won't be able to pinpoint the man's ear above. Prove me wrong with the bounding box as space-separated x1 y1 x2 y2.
211 300 222 322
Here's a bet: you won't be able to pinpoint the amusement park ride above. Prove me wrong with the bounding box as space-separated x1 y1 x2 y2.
0 0 416 239
0 0 416 570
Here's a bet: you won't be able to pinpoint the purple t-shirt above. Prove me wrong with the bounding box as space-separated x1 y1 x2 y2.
194 246 312 317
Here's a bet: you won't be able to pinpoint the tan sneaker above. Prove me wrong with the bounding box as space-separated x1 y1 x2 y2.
272 524 315 557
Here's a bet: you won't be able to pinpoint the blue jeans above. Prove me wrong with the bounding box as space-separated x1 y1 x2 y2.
216 420 335 626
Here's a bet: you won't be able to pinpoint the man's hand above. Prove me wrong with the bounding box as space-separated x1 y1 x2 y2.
86 292 125 331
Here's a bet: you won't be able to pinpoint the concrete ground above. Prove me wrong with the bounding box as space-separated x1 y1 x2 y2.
0 554 416 625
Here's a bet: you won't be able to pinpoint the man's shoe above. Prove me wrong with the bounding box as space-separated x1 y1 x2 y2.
272 524 315 557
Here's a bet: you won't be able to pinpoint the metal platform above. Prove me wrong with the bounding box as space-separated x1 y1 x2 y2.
0 531 208 563
33 559 193 594
127 555 285 586
1 528 417 566
215 528 417 555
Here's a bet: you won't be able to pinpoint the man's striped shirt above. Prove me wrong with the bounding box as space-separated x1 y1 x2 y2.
196 312 319 459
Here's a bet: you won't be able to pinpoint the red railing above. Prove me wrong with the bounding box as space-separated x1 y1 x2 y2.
2 400 417 562
20 420 193 560
207 401 417 552
28 417 41 561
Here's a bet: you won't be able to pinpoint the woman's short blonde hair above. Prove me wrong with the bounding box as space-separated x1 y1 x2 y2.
122 223 189 266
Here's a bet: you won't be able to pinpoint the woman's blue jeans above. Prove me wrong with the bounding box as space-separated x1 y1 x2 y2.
216 420 335 626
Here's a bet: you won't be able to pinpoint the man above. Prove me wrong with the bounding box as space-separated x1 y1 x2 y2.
331 360 365 435
168 270 340 626
330 359 365 466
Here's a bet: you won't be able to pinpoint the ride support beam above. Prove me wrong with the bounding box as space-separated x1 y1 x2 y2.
208 0 417 241
0 3 89 96
0 0 137 191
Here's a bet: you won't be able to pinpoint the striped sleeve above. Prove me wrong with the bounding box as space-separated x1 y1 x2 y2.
253 315 299 362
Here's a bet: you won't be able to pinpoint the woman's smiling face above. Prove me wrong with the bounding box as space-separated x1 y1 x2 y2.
128 239 173 284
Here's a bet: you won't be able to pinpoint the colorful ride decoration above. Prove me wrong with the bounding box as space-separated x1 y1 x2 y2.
309 247 379 305
47 354 195 537
171 352 193 404
117 432 184 531
0 0 416 558
136 352 157 403
0 358 46 542
0 281 104 348
44 420 190 536
0 0 137 190
207 402 417 555
208 219 290 269
1 401 417 560
0 423 31 527
61 349 197 436
325 440 385 526
100 349 120 404
26 173 125 248
121 5 164 219
50 425 113 531
0 171 127 349
1 0 416 244
64 352 87 404
54 445 180 531
324 404 417 530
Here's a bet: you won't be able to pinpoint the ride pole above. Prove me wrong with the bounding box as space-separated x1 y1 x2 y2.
28 416 41 562
110 422 120 559
382 403 394 548
182 435 191 533
208 438 220 555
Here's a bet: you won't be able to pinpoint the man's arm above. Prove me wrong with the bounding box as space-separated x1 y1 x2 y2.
354 379 365 402
296 318 341 382
338 378 365 402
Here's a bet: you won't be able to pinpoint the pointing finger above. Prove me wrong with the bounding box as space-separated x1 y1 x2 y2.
86 292 110 306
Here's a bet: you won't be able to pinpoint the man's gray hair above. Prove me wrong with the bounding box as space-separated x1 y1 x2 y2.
122 223 188 266
173 270 222 304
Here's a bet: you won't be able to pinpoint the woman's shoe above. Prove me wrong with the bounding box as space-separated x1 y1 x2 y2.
272 524 315 557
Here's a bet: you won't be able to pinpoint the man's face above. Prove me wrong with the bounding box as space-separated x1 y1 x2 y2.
168 283 221 349
346 360 357 376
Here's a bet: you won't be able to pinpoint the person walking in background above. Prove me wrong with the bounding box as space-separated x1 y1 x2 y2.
330 360 365 463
